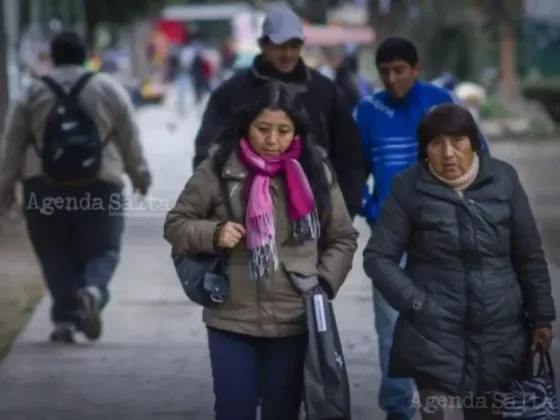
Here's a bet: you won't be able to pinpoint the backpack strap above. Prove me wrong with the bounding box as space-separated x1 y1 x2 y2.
69 72 96 100
40 76 67 100
41 72 96 101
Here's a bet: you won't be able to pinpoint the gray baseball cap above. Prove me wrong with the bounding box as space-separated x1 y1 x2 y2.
260 5 305 45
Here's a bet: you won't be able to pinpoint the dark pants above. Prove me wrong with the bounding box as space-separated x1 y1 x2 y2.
207 327 306 420
23 177 124 326
192 78 209 104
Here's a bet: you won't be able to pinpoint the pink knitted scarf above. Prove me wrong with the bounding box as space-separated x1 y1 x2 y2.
238 137 319 279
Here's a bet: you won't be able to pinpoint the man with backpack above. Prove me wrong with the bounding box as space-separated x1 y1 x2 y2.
0 31 151 343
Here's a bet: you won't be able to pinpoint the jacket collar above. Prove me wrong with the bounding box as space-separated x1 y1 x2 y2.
416 152 495 203
50 64 88 77
220 148 249 181
250 54 310 86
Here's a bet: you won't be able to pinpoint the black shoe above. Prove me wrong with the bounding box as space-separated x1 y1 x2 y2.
78 288 102 341
49 324 76 343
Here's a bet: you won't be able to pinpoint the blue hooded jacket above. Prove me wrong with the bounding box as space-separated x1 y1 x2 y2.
354 80 488 225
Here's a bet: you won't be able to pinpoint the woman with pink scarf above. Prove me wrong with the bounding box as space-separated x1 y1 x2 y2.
164 81 358 420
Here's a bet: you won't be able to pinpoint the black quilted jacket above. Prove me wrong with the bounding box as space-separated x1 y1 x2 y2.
363 153 556 397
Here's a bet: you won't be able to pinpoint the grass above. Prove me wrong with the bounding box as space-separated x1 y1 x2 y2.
479 95 515 119
0 216 44 361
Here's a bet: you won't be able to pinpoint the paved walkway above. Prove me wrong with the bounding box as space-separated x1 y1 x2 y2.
0 108 559 420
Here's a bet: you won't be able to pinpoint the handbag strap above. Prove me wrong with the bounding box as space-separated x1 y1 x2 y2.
218 177 236 222
527 344 555 381
536 347 555 379
214 177 236 271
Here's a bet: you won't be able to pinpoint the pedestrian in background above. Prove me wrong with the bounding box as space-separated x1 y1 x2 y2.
192 4 365 220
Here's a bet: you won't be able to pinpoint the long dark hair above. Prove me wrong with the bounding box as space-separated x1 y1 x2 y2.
212 81 332 220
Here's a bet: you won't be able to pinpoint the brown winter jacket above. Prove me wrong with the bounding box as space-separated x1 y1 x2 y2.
164 150 358 337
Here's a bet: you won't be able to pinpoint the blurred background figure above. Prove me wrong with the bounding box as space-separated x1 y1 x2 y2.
175 41 194 117
431 72 459 91
453 81 488 123
344 43 375 99
219 36 237 81
189 41 213 111
325 46 361 109
28 49 51 78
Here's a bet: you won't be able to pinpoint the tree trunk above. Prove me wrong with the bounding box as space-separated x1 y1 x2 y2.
369 0 412 43
304 0 328 24
369 0 397 43
498 15 517 99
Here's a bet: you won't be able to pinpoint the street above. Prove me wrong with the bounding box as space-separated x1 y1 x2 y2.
0 104 559 420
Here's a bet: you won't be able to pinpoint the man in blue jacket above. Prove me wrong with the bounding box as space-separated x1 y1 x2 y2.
354 37 487 420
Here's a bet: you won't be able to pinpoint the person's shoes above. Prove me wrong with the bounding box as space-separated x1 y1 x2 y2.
78 287 102 341
49 323 76 343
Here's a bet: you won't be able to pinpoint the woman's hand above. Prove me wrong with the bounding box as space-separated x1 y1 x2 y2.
532 326 553 352
217 222 246 249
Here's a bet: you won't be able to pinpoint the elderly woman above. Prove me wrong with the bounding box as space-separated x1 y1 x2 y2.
164 81 358 420
363 103 555 420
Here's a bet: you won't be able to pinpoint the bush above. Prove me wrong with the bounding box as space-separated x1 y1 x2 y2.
478 96 514 119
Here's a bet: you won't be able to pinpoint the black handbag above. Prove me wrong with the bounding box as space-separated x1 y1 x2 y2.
171 177 236 307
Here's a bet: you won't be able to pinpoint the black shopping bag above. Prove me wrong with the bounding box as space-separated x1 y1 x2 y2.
303 286 351 420
497 345 560 419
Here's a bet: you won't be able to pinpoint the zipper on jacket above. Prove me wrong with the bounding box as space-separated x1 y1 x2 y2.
464 195 485 395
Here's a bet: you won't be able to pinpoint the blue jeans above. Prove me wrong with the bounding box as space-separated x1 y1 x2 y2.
207 327 305 420
175 74 190 112
373 255 414 418
23 177 124 326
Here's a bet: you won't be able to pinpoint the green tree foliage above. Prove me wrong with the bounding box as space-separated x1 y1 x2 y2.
84 0 168 47
470 0 524 23
85 0 168 25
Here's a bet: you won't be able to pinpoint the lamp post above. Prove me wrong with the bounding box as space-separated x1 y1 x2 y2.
74 0 86 37
0 0 9 133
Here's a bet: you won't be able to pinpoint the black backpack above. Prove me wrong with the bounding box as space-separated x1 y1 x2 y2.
37 72 106 184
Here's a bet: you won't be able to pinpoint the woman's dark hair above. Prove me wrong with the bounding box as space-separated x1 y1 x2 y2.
375 37 418 67
212 80 332 220
417 103 482 161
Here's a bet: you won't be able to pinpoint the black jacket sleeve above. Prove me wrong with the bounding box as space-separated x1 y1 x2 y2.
363 174 428 313
327 84 366 218
508 165 556 326
192 85 229 170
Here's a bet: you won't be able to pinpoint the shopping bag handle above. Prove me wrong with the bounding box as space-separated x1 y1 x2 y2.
528 344 555 381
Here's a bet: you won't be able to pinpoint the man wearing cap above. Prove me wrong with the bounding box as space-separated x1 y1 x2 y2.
192 4 365 219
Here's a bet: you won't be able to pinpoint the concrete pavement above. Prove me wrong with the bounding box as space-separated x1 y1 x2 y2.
0 107 559 419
